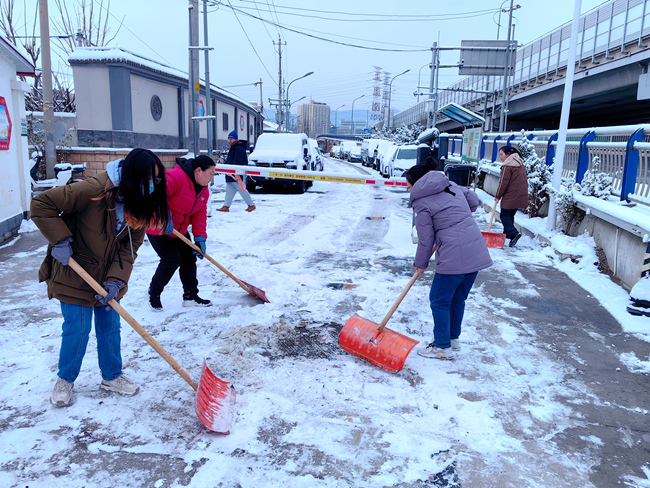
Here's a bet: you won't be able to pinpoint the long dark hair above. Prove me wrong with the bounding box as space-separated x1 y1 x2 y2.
100 148 170 230
499 146 522 158
405 156 439 186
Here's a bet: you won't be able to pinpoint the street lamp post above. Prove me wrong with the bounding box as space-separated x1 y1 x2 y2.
351 94 365 135
286 71 313 132
334 104 345 133
288 96 306 130
417 63 431 103
387 69 410 129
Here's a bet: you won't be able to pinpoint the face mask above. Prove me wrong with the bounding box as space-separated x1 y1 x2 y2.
140 180 155 195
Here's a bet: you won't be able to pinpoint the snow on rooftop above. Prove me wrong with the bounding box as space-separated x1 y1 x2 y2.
68 47 257 112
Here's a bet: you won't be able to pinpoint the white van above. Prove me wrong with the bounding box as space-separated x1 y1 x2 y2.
363 139 390 168
247 133 312 193
308 139 324 171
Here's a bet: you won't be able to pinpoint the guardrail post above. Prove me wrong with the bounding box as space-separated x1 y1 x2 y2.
451 137 456 155
480 135 488 160
546 132 558 166
576 130 596 183
506 134 516 146
621 128 645 202
491 135 502 162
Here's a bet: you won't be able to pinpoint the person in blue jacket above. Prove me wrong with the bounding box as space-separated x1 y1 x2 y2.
217 130 256 212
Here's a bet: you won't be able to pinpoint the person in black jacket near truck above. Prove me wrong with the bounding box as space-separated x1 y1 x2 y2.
217 130 256 212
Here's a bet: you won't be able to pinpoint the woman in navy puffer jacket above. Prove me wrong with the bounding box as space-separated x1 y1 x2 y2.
407 160 492 360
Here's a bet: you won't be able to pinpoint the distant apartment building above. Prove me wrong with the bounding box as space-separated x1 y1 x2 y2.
297 100 330 137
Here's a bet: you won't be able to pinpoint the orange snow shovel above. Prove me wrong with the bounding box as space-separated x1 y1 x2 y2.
68 257 236 434
173 229 269 303
339 271 423 373
482 200 506 248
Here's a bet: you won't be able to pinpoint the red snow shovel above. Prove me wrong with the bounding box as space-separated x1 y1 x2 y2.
339 271 422 373
482 201 506 248
68 257 236 434
173 230 269 303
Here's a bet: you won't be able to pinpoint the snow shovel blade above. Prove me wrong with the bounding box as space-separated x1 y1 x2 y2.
482 231 506 248
241 280 270 303
195 360 236 434
339 314 419 373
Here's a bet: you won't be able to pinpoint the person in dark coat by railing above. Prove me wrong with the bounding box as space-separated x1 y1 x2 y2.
495 146 529 247
217 130 256 212
406 159 493 360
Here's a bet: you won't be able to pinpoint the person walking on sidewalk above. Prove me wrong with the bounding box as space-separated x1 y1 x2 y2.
217 130 256 212
31 148 171 407
147 155 216 311
405 160 493 360
496 146 529 247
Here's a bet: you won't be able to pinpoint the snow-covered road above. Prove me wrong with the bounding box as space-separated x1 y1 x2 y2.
1 157 649 487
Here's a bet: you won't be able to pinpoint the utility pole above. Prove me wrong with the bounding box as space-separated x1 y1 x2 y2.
39 0 56 178
499 0 519 132
202 0 213 159
188 1 200 155
255 78 263 112
273 36 286 132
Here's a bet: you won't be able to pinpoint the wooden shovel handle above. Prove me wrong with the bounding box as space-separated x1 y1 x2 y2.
67 257 198 391
487 201 497 233
172 229 253 296
377 271 420 332
377 244 437 332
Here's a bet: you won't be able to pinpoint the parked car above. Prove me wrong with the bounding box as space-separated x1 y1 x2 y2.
247 132 312 194
372 141 395 171
348 142 362 162
339 141 353 161
331 145 341 158
379 145 399 177
308 138 324 171
383 144 420 178
361 139 371 165
362 139 390 167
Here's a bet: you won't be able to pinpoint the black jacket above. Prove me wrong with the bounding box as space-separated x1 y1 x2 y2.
224 140 248 183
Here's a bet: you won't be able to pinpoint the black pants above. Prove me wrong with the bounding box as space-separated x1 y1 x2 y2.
148 233 198 299
500 208 519 239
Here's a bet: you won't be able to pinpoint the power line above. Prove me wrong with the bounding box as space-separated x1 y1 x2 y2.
225 0 276 82
215 3 430 52
230 2 501 23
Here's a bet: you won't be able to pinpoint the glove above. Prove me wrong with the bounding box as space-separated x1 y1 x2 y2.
164 211 174 235
51 237 73 266
193 236 206 259
95 280 125 311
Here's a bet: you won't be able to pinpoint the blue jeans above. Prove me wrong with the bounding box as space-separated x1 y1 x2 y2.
58 301 123 382
429 271 478 349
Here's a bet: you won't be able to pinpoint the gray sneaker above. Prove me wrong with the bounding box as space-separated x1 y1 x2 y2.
451 339 461 351
417 343 454 360
51 377 74 407
100 374 140 396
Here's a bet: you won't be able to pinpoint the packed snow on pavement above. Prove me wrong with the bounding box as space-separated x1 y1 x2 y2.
1 157 649 487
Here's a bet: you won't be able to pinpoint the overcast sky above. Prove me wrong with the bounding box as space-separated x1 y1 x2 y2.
32 0 607 116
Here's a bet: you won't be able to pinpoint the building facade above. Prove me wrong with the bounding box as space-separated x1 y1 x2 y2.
0 34 34 241
297 100 330 138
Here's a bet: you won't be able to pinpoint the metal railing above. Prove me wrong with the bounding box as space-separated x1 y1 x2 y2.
467 125 650 204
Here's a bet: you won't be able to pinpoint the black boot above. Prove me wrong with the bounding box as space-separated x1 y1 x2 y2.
182 293 212 307
149 292 163 312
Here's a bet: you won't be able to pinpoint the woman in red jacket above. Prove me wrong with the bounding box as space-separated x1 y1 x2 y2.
147 155 215 311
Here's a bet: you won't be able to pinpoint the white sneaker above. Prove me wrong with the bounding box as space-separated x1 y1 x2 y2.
417 343 454 360
100 374 140 396
51 377 74 407
451 339 461 351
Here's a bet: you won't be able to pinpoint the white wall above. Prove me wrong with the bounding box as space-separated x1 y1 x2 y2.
218 103 235 138
0 55 30 233
73 66 112 131
131 75 178 136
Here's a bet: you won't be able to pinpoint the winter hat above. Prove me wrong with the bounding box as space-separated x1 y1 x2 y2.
228 130 238 140
192 155 215 170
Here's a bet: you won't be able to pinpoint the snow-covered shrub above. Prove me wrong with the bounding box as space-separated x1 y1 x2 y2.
576 156 613 199
373 123 425 145
551 177 585 233
517 136 552 217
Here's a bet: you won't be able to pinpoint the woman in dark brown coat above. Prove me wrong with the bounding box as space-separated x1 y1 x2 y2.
31 148 169 407
495 146 529 247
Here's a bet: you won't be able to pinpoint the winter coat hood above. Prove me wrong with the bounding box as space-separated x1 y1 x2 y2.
409 170 492 274
105 158 122 186
502 153 524 167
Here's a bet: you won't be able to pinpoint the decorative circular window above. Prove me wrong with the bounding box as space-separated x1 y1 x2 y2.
150 95 163 121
